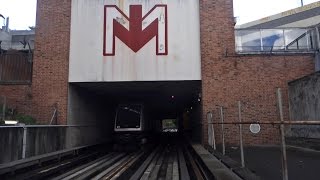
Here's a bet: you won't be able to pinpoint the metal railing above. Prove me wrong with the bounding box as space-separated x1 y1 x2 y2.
0 53 32 84
207 88 320 180
235 26 320 54
0 40 34 52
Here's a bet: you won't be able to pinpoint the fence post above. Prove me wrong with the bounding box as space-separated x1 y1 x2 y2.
238 101 245 167
316 26 320 50
22 126 27 159
277 88 289 180
220 107 225 155
260 29 264 51
2 96 6 121
283 29 287 51
207 111 216 150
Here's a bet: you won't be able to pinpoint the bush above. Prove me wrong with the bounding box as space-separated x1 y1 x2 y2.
15 114 36 125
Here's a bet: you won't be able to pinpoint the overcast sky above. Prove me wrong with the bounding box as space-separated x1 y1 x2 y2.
0 0 319 30
234 0 319 25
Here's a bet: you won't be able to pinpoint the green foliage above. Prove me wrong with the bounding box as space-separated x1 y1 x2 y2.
15 114 36 125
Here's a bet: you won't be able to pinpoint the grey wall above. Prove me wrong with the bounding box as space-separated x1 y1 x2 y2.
0 126 105 164
67 84 116 147
288 71 320 138
0 128 23 163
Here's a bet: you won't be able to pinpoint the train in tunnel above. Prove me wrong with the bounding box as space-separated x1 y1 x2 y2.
113 104 150 150
113 103 184 150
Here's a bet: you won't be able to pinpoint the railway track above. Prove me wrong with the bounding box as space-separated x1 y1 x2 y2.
0 141 214 180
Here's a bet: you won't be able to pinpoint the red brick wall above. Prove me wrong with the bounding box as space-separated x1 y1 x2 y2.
199 0 314 145
31 0 71 124
0 85 32 116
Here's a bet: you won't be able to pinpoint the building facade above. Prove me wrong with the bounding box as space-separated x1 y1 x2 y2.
0 0 316 145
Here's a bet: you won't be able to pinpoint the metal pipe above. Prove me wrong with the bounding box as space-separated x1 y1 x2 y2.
50 108 57 125
277 88 288 180
220 107 225 155
212 119 216 151
209 120 320 125
22 126 27 159
238 101 245 168
0 124 98 128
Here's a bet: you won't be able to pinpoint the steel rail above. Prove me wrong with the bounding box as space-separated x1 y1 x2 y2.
51 153 115 180
129 146 162 180
92 154 133 180
108 151 145 180
184 146 204 180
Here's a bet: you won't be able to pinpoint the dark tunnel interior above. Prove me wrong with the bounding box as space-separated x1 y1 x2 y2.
68 81 202 142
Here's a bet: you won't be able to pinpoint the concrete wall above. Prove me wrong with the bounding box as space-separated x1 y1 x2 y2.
0 126 106 164
67 84 116 146
0 128 23 163
288 71 320 138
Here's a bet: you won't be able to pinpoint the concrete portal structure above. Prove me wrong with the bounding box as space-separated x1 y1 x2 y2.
0 0 316 146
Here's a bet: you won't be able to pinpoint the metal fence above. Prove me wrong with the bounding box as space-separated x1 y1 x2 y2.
0 53 32 84
235 26 320 54
207 88 320 180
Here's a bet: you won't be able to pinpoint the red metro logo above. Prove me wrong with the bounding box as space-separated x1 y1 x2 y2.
103 5 168 56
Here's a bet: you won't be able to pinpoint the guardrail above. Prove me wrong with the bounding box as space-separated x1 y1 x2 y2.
235 26 320 54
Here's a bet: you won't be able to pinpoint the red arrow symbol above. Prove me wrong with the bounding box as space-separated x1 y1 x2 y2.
113 5 159 52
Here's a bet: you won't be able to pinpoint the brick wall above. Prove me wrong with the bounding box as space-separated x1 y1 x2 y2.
199 0 314 145
31 0 71 124
0 85 32 117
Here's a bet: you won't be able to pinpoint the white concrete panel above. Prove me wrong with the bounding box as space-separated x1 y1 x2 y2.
69 0 201 82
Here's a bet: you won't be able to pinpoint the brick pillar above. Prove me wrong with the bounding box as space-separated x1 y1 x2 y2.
32 0 71 124
199 0 235 144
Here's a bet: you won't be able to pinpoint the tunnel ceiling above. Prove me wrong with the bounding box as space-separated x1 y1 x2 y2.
71 81 201 117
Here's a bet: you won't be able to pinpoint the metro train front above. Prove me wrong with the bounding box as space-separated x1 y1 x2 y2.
113 104 148 150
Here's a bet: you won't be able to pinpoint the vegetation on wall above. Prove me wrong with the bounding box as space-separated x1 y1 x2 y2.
0 106 37 125
15 114 36 125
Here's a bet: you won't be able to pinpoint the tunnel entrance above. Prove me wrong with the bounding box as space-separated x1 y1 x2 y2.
68 81 202 143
